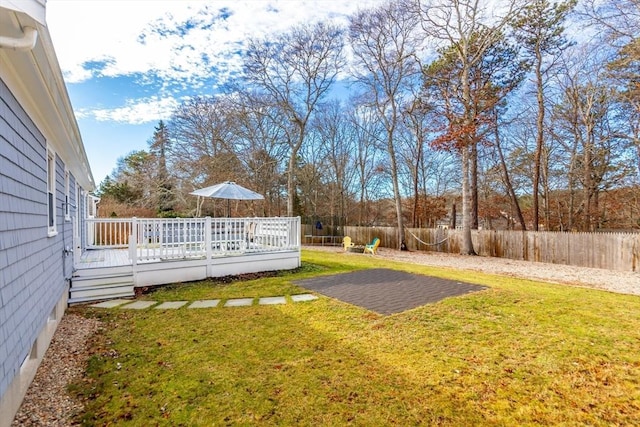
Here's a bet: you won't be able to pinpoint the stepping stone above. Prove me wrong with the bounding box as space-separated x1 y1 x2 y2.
224 298 254 307
259 296 286 305
90 299 132 308
154 301 188 309
189 299 221 309
120 301 156 309
291 294 318 302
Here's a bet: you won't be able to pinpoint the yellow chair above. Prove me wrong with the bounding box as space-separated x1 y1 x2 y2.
342 236 355 251
364 237 380 255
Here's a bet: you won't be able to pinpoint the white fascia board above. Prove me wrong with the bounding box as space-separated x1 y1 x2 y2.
0 0 46 25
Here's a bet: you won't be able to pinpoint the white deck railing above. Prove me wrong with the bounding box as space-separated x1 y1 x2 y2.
85 216 301 262
87 218 132 248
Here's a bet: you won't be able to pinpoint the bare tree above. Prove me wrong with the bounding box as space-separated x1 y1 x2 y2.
581 0 640 180
312 100 358 226
349 0 420 249
168 96 240 187
348 103 387 225
399 96 431 228
491 110 527 229
551 46 633 231
107 150 156 210
581 0 640 43
243 22 345 217
297 137 327 220
231 91 290 216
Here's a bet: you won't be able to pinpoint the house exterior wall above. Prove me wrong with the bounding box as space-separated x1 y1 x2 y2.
0 76 73 425
0 1 95 423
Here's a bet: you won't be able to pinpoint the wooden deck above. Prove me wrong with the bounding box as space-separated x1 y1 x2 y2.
70 216 302 304
76 249 131 269
70 247 301 304
76 248 208 269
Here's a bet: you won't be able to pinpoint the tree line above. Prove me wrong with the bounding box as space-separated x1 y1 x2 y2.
97 0 640 253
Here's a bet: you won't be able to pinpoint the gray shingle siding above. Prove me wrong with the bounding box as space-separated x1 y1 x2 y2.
0 77 71 398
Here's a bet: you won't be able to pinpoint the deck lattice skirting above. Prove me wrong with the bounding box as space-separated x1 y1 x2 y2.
70 217 301 303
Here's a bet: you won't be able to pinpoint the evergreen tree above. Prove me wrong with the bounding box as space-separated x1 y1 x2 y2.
149 121 176 215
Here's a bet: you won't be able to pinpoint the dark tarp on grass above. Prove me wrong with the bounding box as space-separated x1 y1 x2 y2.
295 268 487 315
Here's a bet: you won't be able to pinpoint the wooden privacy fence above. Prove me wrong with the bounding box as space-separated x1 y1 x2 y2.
339 226 640 272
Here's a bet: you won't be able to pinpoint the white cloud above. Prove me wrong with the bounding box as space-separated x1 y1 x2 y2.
47 0 386 84
79 96 180 124
45 0 387 125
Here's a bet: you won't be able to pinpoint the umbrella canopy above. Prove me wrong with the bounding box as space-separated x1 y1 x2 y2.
190 181 264 216
190 181 264 200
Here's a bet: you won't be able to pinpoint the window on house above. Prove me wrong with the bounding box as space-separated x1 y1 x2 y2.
64 169 70 221
47 148 57 236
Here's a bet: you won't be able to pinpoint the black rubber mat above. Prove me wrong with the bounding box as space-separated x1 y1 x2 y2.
295 268 487 315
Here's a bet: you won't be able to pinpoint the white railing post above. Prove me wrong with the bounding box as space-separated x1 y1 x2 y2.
295 216 301 265
205 216 212 259
87 218 95 247
129 217 138 266
157 219 162 258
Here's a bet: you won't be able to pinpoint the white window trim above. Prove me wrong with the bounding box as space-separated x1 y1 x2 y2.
64 168 71 221
47 147 57 237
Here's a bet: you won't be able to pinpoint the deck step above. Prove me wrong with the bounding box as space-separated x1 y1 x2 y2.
68 290 135 305
70 271 135 304
69 282 135 304
73 265 133 278
71 274 133 289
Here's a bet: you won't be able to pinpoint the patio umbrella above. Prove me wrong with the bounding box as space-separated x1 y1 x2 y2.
190 181 264 216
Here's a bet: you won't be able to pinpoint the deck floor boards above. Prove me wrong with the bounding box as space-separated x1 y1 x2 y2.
77 245 293 270
78 249 131 269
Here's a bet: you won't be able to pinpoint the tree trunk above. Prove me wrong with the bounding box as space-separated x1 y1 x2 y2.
471 142 479 229
411 118 424 228
495 122 526 230
450 202 457 229
461 145 476 255
541 152 552 230
388 134 405 249
412 165 420 228
460 47 476 255
584 131 593 231
287 143 300 217
533 50 545 232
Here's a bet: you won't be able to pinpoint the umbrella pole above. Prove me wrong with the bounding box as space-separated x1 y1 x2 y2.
196 196 202 217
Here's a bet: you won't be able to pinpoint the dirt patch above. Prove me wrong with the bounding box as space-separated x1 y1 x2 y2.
134 269 291 297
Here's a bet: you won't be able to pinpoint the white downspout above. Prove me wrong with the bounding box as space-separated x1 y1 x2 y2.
0 26 38 51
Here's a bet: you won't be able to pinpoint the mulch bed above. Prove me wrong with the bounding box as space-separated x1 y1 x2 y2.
295 268 487 315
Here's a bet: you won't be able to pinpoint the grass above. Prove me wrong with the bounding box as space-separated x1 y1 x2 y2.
69 249 640 425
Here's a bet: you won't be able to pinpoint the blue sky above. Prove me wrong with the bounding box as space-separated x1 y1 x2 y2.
46 0 385 187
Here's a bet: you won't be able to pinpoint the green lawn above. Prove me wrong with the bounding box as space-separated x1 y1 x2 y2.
69 249 640 426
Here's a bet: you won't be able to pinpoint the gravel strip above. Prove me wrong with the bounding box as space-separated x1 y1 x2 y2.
11 313 101 427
